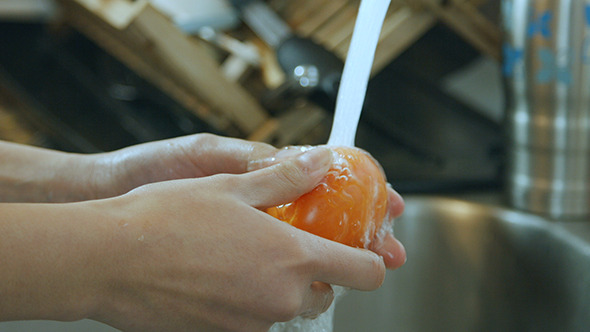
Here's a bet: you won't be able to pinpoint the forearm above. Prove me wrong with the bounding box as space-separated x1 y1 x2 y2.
0 141 100 202
0 202 109 321
0 135 280 203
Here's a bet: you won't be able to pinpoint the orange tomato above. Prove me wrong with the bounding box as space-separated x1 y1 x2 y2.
266 146 388 248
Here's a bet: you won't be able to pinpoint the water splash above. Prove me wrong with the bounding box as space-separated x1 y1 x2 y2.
328 0 392 147
269 286 347 332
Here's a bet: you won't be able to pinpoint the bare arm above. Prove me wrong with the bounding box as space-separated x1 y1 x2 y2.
0 141 97 202
0 201 105 321
0 148 393 331
0 134 278 203
0 134 405 264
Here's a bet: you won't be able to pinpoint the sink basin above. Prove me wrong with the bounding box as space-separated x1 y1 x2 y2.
334 196 590 332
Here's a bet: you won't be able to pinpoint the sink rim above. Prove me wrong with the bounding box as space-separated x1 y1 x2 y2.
400 195 590 256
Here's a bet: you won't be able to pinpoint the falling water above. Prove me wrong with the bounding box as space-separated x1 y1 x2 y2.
327 0 391 148
270 0 392 331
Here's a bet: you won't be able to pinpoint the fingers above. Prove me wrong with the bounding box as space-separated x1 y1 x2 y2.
370 232 407 270
307 236 386 291
299 282 334 319
386 185 405 218
178 134 278 176
235 146 401 283
232 147 333 208
225 144 400 288
247 146 307 172
364 185 407 269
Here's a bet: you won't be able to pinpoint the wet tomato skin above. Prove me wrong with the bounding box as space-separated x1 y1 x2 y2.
266 146 388 248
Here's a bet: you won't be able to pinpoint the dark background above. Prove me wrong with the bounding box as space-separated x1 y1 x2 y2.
0 19 504 194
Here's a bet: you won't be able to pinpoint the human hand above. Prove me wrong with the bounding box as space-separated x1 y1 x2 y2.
370 187 406 269
83 134 278 200
86 147 389 331
83 134 406 269
248 145 406 270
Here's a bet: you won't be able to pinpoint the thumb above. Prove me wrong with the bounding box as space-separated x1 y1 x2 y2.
232 147 333 208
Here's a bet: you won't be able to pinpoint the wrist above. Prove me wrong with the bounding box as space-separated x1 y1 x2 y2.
80 195 156 328
0 141 110 203
56 151 131 201
51 152 101 202
42 152 118 203
0 202 113 321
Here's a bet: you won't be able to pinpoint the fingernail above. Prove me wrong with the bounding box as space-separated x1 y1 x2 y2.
247 146 306 171
275 146 307 161
296 147 333 178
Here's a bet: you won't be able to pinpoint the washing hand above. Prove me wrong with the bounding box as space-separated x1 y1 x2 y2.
0 134 405 331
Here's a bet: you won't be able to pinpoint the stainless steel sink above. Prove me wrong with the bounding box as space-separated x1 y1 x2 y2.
334 196 590 332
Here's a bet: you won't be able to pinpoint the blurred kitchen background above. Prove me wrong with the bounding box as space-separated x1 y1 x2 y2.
7 2 590 332
1 0 501 331
0 0 504 197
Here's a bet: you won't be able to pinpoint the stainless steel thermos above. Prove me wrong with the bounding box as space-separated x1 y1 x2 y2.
503 0 590 218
